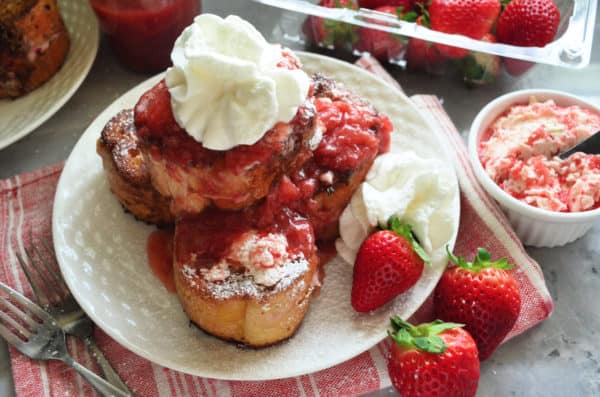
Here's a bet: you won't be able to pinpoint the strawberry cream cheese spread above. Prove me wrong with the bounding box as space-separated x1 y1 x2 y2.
204 231 308 287
479 98 600 212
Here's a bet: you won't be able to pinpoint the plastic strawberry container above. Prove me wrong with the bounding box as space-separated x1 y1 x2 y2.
251 0 596 75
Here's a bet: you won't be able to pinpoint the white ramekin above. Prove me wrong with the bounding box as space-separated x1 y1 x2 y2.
468 89 600 248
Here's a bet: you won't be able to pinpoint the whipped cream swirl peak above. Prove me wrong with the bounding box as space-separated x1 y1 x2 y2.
165 14 311 151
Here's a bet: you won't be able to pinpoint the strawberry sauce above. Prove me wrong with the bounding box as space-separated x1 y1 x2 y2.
317 240 337 265
283 95 392 239
142 72 393 285
146 229 176 292
174 206 315 274
89 0 200 73
134 52 313 171
313 97 388 171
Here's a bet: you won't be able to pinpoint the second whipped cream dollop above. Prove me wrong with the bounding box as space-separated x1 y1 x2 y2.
165 14 310 150
336 152 458 265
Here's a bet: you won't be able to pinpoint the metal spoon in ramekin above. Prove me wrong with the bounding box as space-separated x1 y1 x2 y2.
559 131 600 159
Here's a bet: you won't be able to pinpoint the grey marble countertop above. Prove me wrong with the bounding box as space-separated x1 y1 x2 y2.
0 1 599 396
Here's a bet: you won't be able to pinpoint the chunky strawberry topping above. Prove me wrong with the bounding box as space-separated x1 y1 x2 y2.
133 74 317 215
314 97 391 171
135 80 316 171
145 71 393 289
275 86 393 240
277 48 303 70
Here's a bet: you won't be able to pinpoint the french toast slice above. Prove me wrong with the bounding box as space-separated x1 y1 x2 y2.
97 109 173 225
0 0 70 98
134 78 319 216
173 208 318 347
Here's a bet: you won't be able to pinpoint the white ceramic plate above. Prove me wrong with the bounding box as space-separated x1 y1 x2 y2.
0 0 99 150
53 53 460 381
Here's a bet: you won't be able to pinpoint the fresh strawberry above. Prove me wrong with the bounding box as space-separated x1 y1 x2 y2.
405 15 446 73
497 0 560 47
302 0 359 47
460 33 501 86
354 5 417 60
359 0 413 9
351 217 429 313
434 248 521 360
387 318 480 397
496 0 560 75
429 0 501 59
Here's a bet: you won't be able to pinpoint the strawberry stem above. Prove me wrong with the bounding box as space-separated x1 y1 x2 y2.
389 317 464 354
446 246 515 272
388 216 431 264
322 19 359 46
415 3 431 27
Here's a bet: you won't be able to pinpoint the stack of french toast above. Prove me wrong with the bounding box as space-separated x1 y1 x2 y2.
97 52 392 347
0 0 69 99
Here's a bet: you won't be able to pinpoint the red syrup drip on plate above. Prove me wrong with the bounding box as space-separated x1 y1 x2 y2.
147 228 175 293
310 240 337 296
317 240 337 266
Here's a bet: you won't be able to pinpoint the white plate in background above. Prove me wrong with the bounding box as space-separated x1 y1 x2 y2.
0 0 99 150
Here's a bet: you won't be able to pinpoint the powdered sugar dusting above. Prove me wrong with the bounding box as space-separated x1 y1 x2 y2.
202 256 309 300
182 265 197 279
193 231 307 287
246 254 308 287
199 262 230 283
181 265 199 287
309 123 324 150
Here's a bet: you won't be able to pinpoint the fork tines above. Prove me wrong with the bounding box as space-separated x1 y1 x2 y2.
0 282 53 347
16 237 69 307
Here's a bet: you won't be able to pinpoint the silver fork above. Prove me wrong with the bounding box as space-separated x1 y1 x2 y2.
0 282 131 397
16 238 131 395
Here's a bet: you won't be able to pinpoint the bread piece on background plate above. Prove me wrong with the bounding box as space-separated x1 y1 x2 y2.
0 0 70 98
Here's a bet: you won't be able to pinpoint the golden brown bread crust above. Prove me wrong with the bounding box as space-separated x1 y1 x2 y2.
97 109 174 225
174 254 318 347
309 159 374 240
0 0 38 23
311 72 375 110
0 0 70 99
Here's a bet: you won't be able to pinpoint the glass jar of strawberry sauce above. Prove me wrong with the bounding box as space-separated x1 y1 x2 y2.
89 0 201 73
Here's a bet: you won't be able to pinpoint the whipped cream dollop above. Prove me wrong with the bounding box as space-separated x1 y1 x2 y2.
165 14 310 150
336 152 458 265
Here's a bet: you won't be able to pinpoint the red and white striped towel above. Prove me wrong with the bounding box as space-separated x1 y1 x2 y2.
0 56 553 397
